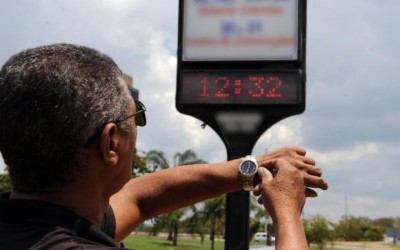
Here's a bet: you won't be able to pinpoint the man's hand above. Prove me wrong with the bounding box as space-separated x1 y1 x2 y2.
253 159 307 219
257 146 328 197
253 159 311 250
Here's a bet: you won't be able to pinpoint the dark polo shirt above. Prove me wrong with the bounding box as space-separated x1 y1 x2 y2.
0 193 126 249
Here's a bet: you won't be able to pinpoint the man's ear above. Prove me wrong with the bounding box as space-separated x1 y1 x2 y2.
98 123 119 166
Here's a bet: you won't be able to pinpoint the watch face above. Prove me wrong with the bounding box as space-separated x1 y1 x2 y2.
240 161 257 177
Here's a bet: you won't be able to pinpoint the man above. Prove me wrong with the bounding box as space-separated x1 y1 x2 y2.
0 44 328 249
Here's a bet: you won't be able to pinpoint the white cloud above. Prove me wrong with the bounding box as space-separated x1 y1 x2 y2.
252 116 303 156
0 0 400 222
0 155 5 173
312 142 381 166
273 118 303 145
305 191 400 223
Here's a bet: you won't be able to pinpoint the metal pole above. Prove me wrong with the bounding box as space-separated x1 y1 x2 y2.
225 147 252 250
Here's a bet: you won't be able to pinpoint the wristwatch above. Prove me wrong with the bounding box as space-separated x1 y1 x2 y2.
238 155 258 191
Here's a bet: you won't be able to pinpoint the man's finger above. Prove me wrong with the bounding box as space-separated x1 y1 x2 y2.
302 164 322 177
305 188 318 198
252 164 275 196
257 166 273 182
304 175 329 190
303 157 316 166
293 146 307 156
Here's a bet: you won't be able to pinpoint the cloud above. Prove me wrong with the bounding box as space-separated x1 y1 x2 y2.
0 155 5 173
0 0 399 222
301 0 400 152
305 191 400 222
310 142 400 201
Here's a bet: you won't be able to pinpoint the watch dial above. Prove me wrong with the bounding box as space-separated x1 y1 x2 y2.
241 161 257 176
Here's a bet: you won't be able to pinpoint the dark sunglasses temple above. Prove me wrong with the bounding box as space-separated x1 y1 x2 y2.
134 100 146 126
83 100 146 148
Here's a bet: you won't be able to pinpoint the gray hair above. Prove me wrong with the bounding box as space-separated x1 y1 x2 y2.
0 43 132 193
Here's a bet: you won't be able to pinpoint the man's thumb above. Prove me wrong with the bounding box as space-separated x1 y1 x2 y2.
257 166 273 182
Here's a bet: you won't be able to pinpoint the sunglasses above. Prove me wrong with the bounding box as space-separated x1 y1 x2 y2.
83 100 146 148
115 100 146 127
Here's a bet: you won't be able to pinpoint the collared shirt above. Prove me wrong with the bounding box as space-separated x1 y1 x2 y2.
0 193 126 249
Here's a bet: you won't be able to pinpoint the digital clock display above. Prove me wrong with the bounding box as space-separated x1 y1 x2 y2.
178 71 302 105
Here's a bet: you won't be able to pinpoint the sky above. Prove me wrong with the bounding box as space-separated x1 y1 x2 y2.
0 0 399 223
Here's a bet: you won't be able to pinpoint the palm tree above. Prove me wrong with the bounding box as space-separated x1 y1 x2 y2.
146 150 170 171
152 209 185 245
145 149 207 246
173 149 207 165
187 197 226 250
185 205 208 244
205 197 225 250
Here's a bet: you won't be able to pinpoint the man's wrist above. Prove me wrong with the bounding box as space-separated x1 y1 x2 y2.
274 215 308 250
273 212 301 224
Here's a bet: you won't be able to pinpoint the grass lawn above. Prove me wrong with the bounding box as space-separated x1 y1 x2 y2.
333 241 400 250
123 235 400 250
123 234 225 250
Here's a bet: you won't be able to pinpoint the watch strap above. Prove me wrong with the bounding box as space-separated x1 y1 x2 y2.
242 176 254 191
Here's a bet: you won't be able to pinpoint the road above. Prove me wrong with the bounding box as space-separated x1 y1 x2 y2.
250 244 392 250
249 246 275 250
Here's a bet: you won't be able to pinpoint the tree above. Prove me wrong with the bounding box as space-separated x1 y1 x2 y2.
334 216 364 241
145 150 176 242
373 217 399 244
173 149 207 166
0 173 11 193
152 209 186 245
145 149 207 246
363 225 384 241
131 148 148 177
373 217 396 229
186 196 226 250
304 216 333 250
145 150 170 171
185 205 208 245
204 197 225 250
393 217 400 245
334 216 384 241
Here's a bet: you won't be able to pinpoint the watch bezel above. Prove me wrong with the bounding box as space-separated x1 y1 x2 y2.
239 159 258 177
239 155 258 191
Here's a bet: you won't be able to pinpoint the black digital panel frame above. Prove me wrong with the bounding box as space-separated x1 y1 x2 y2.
175 1 307 250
